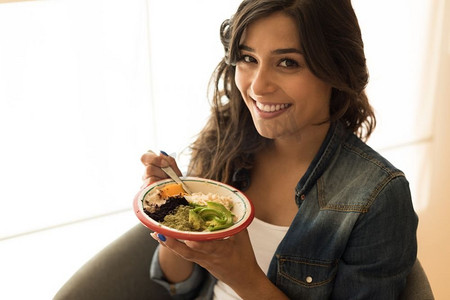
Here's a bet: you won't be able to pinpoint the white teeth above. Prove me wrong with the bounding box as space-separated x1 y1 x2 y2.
256 101 289 112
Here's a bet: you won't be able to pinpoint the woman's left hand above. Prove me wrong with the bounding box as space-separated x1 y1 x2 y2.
152 228 289 299
153 229 263 292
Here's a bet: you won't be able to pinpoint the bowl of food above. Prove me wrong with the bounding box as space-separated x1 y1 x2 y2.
133 177 255 241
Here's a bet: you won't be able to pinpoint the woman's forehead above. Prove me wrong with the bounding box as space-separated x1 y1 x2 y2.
239 12 301 49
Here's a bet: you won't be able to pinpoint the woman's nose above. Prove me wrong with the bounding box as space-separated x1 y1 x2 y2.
250 66 277 96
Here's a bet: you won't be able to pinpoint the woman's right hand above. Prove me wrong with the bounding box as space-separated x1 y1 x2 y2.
140 150 195 283
140 150 183 187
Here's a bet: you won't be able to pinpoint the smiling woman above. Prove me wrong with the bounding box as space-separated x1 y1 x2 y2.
234 12 332 141
0 0 447 299
140 0 418 298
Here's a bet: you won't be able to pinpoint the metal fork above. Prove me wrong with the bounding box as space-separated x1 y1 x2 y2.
161 165 192 194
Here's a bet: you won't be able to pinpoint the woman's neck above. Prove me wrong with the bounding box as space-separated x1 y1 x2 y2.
265 122 330 166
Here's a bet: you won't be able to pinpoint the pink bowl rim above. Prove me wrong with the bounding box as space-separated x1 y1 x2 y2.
133 177 255 241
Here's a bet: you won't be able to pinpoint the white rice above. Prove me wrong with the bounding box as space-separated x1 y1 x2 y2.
185 192 234 211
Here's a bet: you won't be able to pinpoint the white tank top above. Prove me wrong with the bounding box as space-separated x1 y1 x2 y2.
213 218 289 300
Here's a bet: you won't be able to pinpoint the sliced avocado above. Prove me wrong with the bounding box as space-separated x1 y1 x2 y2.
188 210 205 231
188 201 234 231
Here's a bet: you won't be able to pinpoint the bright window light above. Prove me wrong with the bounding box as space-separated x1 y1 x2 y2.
0 0 154 238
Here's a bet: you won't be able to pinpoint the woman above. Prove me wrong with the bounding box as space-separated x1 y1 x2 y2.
141 0 418 299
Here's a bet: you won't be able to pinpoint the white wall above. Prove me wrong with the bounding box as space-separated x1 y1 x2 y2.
416 1 450 298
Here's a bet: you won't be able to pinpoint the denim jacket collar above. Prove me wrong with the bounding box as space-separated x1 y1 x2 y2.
295 121 350 205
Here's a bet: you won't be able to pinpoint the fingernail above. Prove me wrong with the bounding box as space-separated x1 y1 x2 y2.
160 150 169 156
157 233 166 242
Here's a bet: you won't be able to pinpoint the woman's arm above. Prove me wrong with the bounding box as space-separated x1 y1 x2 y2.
156 230 290 300
152 233 195 283
332 176 418 298
141 151 196 284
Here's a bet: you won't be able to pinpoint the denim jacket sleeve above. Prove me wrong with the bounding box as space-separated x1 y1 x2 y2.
150 245 208 299
331 175 418 299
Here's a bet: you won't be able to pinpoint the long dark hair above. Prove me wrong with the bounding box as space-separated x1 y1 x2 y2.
188 0 375 184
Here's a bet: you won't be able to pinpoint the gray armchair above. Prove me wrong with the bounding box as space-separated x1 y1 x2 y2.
54 224 434 300
54 224 169 300
400 259 434 300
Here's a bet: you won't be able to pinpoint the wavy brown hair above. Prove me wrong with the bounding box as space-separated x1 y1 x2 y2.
188 0 375 185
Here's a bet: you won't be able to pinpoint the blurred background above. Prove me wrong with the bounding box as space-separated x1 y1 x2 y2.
0 0 448 299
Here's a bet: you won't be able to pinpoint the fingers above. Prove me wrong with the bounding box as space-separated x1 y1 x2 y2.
142 163 167 183
150 232 166 244
159 151 183 177
152 232 231 262
182 231 250 256
141 150 181 183
152 233 196 259
152 232 204 257
184 239 228 255
141 151 169 168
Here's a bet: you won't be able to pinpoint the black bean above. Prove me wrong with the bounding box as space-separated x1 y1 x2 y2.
144 196 189 222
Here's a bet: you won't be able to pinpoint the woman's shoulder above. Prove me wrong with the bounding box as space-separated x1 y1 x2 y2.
318 133 410 211
341 133 404 178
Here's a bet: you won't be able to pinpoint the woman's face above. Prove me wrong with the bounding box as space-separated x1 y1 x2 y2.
235 12 332 141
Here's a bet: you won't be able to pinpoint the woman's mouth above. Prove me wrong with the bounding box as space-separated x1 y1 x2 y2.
255 101 291 112
253 100 292 118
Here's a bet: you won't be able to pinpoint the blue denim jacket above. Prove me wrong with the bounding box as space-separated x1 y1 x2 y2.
150 121 418 299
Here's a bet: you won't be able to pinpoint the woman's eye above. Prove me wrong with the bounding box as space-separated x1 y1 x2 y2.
240 55 256 63
279 58 299 68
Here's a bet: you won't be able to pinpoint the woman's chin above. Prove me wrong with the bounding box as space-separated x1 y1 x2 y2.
254 125 282 140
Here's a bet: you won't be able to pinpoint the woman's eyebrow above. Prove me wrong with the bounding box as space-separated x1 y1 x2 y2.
239 44 254 52
272 48 303 55
239 44 303 55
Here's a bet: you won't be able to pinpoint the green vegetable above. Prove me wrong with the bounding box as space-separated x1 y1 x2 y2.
161 206 195 231
188 209 205 230
160 201 234 232
190 201 234 231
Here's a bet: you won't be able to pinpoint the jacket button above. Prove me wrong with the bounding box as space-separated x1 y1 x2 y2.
300 194 306 200
306 276 313 283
